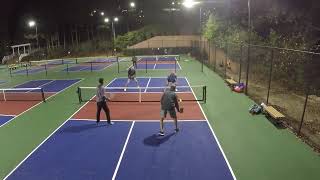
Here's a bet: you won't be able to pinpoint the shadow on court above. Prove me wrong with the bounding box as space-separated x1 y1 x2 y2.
59 123 108 133
143 133 175 147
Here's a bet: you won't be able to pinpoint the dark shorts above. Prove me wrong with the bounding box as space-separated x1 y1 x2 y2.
160 109 177 118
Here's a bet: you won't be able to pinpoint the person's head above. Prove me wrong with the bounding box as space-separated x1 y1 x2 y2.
170 84 176 91
98 78 104 85
170 70 175 76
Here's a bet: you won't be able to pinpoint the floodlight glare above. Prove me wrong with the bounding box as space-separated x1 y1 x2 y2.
182 0 199 8
101 12 105 16
114 17 119 22
130 2 135 8
172 2 175 5
104 18 109 23
28 20 36 27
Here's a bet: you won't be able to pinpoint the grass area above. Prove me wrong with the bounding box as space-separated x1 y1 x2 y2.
0 56 319 180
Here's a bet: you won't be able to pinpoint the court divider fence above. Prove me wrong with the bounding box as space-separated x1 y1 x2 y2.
125 39 320 152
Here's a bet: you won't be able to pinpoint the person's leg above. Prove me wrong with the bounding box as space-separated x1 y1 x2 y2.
96 102 102 123
134 78 139 87
159 110 166 136
170 110 179 132
124 78 130 91
102 102 112 124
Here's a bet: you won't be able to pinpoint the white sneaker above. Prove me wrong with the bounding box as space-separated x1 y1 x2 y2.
108 122 114 125
124 88 127 92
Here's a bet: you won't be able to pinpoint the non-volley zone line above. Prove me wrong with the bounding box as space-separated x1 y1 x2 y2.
0 79 82 127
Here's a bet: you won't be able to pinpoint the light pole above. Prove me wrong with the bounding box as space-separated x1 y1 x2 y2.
105 17 119 54
28 20 39 49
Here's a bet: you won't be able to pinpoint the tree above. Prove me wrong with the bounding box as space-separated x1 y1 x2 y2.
203 14 219 41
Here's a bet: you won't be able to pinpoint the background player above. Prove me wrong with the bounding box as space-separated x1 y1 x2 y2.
124 66 139 91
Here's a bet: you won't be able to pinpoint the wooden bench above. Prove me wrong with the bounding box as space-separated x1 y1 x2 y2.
225 79 237 86
264 106 285 120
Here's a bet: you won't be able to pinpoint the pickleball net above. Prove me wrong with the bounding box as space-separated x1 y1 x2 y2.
77 85 206 103
0 88 46 102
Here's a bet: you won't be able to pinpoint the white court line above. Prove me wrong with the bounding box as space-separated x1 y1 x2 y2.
72 119 207 122
0 79 83 128
112 121 135 180
0 114 16 117
144 77 151 93
3 89 92 180
185 78 237 180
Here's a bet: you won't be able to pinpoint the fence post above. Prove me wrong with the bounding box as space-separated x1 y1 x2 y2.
214 44 217 72
145 57 148 73
9 68 12 77
224 44 228 79
67 64 69 74
298 89 309 135
239 44 243 83
266 49 274 104
245 44 251 95
90 62 93 72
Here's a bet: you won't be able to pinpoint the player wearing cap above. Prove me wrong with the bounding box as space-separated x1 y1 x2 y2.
159 85 182 136
167 71 178 91
132 56 138 69
124 66 139 92
96 78 113 125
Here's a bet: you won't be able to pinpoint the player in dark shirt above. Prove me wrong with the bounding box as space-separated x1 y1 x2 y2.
132 56 138 68
167 71 178 91
159 85 181 136
124 67 139 91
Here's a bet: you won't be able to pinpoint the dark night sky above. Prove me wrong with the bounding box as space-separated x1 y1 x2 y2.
1 0 320 43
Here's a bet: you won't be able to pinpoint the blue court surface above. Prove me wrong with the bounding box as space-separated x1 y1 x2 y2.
0 79 81 127
14 79 81 93
5 120 235 180
11 61 74 75
106 77 190 92
62 58 117 72
134 56 181 70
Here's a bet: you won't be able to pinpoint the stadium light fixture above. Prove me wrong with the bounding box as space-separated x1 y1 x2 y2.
101 12 105 16
28 20 36 27
182 0 200 8
104 18 109 23
130 2 135 8
114 17 119 22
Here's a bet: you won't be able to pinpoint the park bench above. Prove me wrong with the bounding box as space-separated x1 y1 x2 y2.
225 78 237 86
8 64 18 70
264 106 285 120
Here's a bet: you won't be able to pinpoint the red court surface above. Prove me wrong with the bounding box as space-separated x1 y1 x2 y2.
0 93 54 115
73 93 205 120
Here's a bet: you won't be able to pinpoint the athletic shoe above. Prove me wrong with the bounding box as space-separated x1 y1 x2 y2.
175 128 179 133
108 122 114 125
96 120 100 124
124 88 127 92
158 131 165 136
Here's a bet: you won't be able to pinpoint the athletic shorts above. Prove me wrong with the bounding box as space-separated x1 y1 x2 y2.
160 109 177 118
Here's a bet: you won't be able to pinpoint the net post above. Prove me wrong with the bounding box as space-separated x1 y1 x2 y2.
67 64 69 74
139 87 142 103
41 88 46 102
3 89 6 101
76 58 78 64
9 67 12 77
117 56 120 73
175 57 177 73
91 62 93 72
26 65 29 76
62 59 64 65
45 64 48 76
145 57 147 73
77 87 82 104
204 86 207 104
